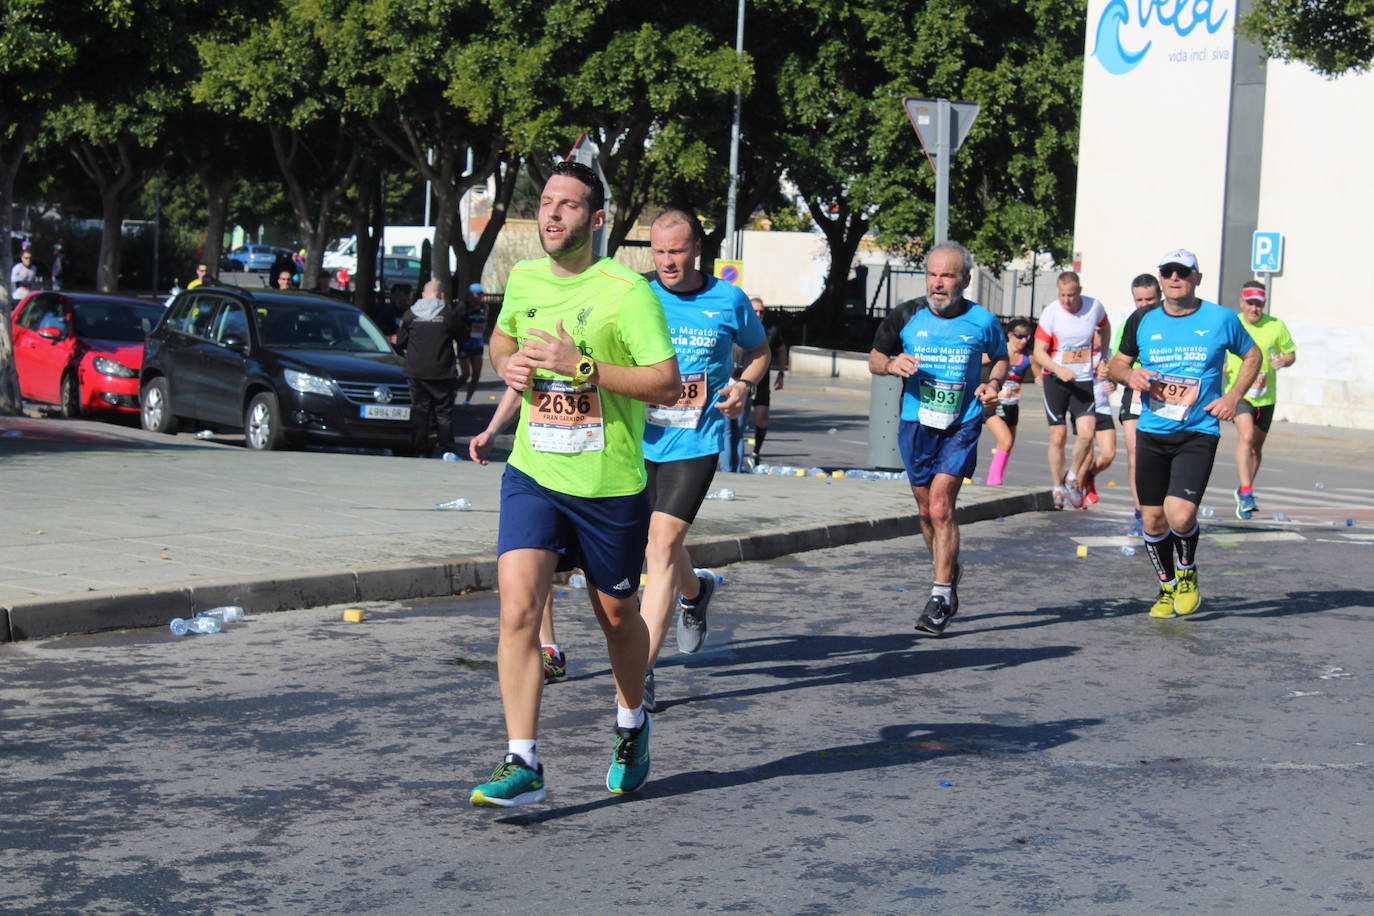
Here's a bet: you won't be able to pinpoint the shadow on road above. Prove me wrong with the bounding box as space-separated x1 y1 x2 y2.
497 716 1102 826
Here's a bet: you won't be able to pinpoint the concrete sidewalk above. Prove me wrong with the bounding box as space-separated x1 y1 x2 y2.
0 376 1050 642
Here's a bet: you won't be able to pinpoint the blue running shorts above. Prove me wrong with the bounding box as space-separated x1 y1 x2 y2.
898 417 983 487
497 464 649 598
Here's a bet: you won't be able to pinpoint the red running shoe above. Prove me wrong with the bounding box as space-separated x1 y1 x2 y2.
1084 474 1099 505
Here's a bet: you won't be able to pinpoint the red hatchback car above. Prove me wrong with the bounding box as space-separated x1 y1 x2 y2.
11 291 166 418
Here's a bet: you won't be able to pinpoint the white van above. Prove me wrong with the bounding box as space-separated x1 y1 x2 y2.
322 226 458 273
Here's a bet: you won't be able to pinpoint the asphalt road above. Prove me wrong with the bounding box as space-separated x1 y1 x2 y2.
3 500 1371 913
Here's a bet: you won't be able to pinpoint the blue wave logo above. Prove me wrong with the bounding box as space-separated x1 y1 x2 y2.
1094 0 1150 74
1092 0 1231 75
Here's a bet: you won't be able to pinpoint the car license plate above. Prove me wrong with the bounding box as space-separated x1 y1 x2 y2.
361 405 410 421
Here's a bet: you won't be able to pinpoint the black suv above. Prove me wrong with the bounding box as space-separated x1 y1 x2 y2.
140 287 413 451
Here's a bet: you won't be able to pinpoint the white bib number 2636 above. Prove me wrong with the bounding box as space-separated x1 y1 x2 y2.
528 378 604 453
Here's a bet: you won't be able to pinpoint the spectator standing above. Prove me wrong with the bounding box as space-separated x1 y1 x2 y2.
50 243 66 291
186 263 211 290
457 282 489 407
746 296 788 464
394 279 461 458
10 249 39 301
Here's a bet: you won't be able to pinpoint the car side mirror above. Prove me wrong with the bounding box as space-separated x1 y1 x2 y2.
221 334 249 353
37 326 63 341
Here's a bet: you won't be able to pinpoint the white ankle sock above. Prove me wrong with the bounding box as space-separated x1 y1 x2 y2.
931 583 953 601
508 739 537 769
541 643 561 656
617 704 645 730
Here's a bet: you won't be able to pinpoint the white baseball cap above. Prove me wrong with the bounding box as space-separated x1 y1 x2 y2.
1158 249 1199 271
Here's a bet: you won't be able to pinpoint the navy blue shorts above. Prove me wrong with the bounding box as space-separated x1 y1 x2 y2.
898 417 983 487
497 464 649 598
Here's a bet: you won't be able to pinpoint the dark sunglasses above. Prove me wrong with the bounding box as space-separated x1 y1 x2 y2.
1010 333 1029 339
1160 265 1193 279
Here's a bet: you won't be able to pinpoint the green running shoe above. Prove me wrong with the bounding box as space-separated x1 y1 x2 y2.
606 713 653 795
1174 568 1201 616
470 753 546 808
1148 582 1177 619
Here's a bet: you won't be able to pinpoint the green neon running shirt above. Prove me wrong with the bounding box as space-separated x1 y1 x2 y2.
497 256 677 498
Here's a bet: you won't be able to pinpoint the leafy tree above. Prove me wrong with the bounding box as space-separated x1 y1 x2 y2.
1242 0 1374 75
0 0 124 410
754 0 1082 331
195 4 364 290
558 12 752 256
44 0 201 293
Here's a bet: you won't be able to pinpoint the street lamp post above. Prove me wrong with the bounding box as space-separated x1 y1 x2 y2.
723 0 746 260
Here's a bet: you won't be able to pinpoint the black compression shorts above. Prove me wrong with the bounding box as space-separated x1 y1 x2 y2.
1041 374 1095 426
646 453 720 524
1134 430 1219 507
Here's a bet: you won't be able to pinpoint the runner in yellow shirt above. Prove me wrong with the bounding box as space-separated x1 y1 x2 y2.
1225 280 1296 519
468 161 680 807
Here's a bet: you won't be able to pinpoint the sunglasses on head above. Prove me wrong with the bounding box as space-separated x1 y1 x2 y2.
1160 265 1193 279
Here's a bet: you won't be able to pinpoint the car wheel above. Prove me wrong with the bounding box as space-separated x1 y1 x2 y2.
244 391 288 451
141 377 177 434
60 372 83 419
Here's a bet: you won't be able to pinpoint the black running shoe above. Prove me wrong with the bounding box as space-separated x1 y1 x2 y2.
915 593 959 635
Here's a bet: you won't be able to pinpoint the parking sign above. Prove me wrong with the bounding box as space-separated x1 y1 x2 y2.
1251 231 1283 274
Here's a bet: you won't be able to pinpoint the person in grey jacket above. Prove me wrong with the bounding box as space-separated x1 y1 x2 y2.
394 280 462 457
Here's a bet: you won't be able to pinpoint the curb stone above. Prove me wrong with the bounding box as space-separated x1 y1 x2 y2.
0 491 1050 642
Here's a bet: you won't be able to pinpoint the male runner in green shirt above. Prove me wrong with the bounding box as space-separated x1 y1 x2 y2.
469 161 680 807
1225 280 1297 519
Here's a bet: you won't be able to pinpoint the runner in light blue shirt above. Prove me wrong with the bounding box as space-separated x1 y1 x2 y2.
639 210 770 711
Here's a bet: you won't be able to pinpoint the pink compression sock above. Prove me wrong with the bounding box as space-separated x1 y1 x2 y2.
987 448 1010 486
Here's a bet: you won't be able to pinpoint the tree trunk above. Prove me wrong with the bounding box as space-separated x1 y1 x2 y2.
269 123 358 291
350 164 381 314
71 140 146 294
430 182 459 295
804 198 868 336
0 126 32 414
201 174 235 282
454 153 520 295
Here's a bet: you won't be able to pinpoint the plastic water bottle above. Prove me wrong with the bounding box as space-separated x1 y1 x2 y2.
695 567 723 585
442 452 462 461
1120 545 1137 557
197 606 244 624
1200 506 1215 518
1346 518 1355 527
826 427 838 435
1314 482 1325 490
436 498 472 511
195 429 214 439
705 488 736 501
568 573 587 588
1274 512 1289 522
752 463 772 475
170 616 221 636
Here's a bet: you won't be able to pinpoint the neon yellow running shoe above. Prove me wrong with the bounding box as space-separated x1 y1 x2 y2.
1148 582 1177 619
1174 569 1201 616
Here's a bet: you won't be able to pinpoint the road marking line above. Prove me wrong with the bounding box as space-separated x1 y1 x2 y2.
1071 531 1306 547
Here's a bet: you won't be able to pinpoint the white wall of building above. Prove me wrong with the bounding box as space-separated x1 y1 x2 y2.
1074 0 1237 324
1074 1 1374 428
1256 63 1374 428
